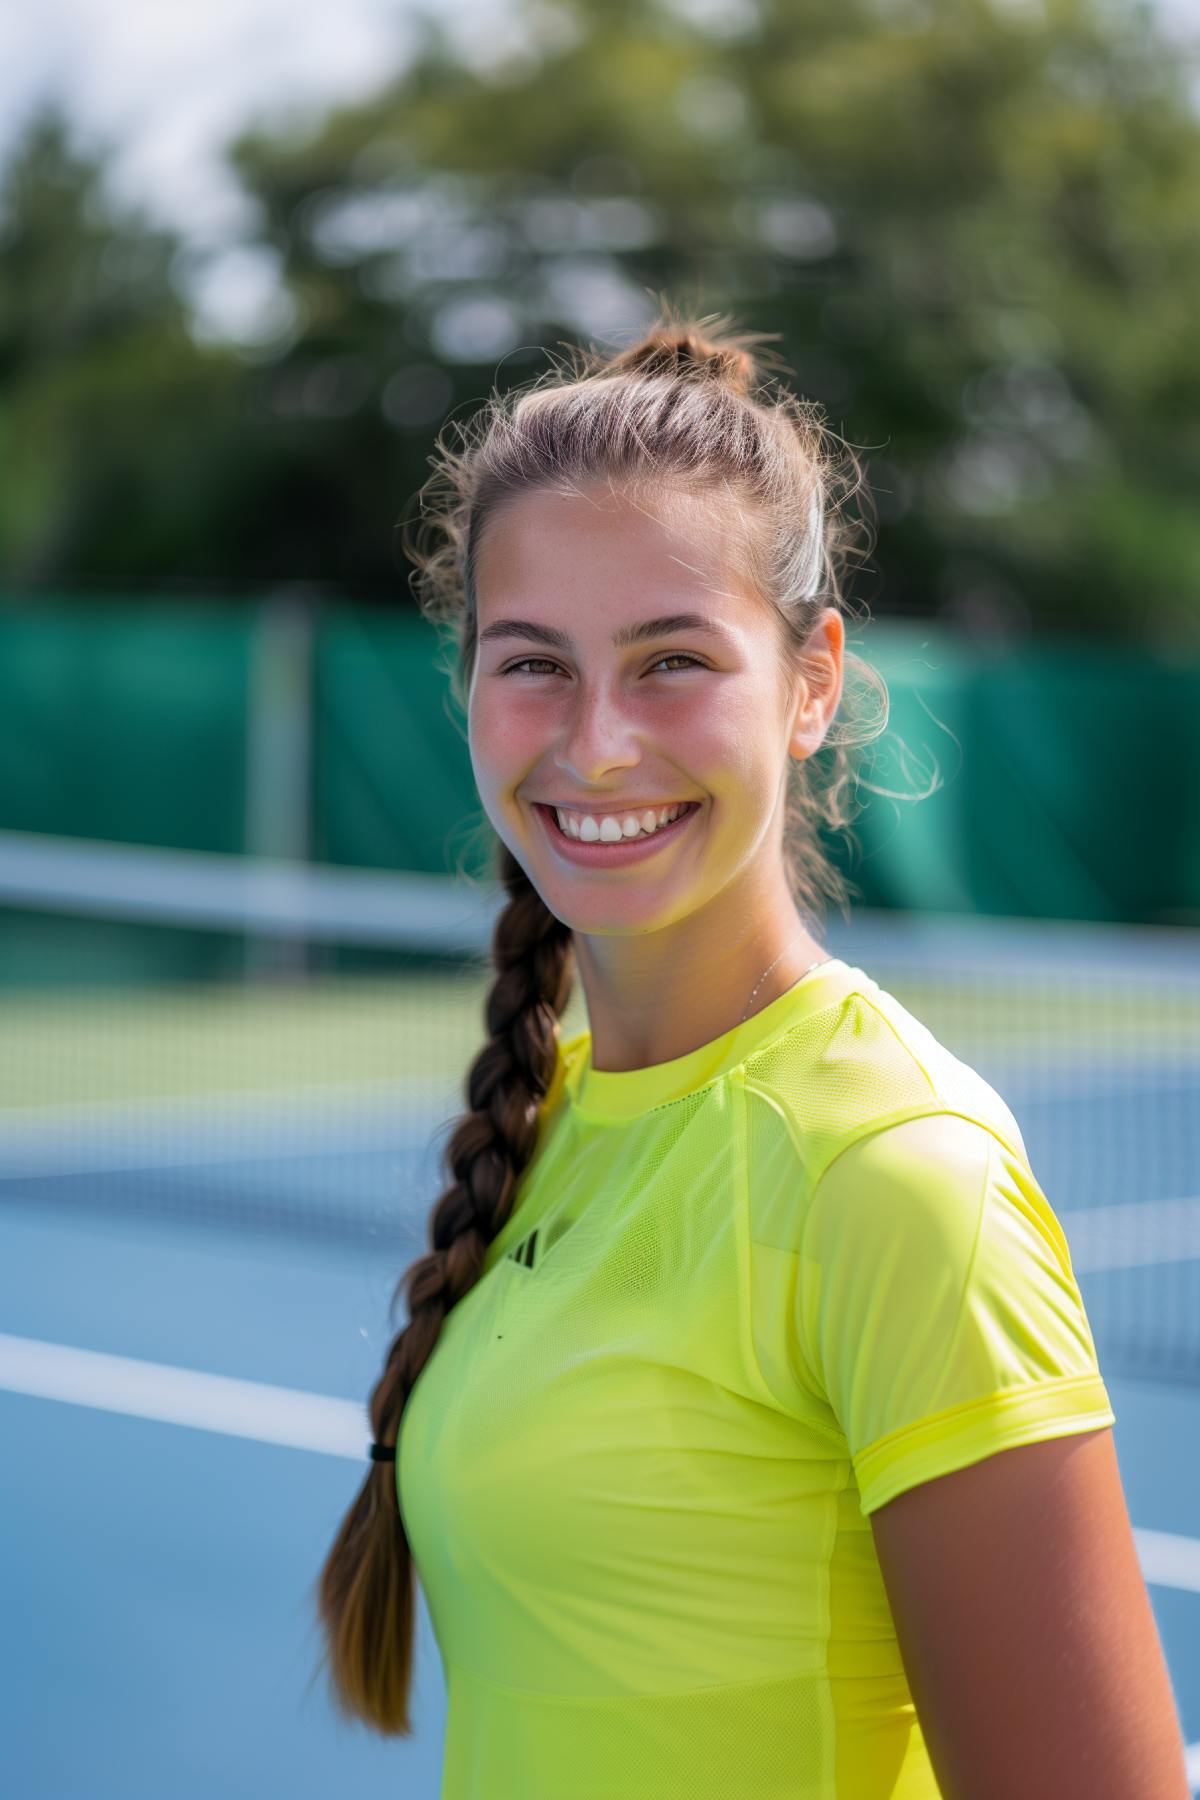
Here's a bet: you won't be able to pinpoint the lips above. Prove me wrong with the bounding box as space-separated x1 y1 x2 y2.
533 799 702 863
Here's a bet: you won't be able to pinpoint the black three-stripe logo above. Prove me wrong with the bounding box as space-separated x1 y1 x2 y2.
505 1228 539 1270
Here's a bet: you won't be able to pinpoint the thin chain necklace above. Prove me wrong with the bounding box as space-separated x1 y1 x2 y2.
739 936 832 1024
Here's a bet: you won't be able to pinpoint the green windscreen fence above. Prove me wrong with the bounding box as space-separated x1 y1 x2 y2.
0 602 252 855
1 599 1197 971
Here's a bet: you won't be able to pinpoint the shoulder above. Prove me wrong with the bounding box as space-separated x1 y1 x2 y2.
812 1110 999 1231
742 966 1030 1247
806 1108 1080 1309
800 1114 1025 1334
806 1111 1081 1309
745 970 1024 1132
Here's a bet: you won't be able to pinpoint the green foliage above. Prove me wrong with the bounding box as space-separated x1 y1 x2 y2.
0 108 250 587
3 0 1199 639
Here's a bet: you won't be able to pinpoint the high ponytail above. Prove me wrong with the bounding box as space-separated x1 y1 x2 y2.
314 297 894 1733
313 846 573 1733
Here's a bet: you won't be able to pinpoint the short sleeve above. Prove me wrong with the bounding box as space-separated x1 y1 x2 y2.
798 1112 1116 1516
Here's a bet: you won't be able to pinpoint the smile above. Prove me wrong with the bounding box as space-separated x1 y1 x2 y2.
533 800 701 866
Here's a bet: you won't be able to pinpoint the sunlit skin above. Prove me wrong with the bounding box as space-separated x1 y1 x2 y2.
467 481 845 1073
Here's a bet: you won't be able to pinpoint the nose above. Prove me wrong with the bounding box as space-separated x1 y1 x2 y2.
552 680 642 787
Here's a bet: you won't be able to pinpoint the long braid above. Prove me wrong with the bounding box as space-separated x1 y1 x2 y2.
314 842 573 1734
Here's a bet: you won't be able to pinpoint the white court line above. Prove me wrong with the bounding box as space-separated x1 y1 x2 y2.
1061 1195 1200 1273
0 1331 368 1460
1187 1739 1200 1794
1135 1526 1200 1595
3 1332 1200 1591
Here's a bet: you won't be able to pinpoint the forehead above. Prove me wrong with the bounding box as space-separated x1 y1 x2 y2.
473 482 758 626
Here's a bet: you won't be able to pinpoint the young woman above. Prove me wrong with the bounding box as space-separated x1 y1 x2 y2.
315 308 1187 1797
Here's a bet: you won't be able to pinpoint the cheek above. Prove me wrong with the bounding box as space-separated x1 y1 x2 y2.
469 688 531 764
663 687 771 794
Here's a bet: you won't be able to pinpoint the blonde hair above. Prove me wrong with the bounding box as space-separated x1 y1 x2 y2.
314 301 891 1733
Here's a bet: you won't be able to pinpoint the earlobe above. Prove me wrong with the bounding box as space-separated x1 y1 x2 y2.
789 704 825 761
790 671 841 760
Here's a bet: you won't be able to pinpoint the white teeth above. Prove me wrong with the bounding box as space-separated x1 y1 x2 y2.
554 802 689 842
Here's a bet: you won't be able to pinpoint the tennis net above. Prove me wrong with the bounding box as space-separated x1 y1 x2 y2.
1 828 1197 1386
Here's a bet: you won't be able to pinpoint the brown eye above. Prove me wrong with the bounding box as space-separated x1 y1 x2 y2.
651 654 707 673
502 657 562 675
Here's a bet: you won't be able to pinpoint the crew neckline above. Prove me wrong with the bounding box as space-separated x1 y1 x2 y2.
565 956 859 1121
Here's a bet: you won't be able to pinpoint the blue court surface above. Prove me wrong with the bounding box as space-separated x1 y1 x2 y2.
1 1107 1198 1798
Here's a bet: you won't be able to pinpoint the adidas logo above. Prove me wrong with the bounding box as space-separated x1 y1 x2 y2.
505 1228 539 1270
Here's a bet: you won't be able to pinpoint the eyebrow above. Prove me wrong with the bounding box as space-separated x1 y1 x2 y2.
478 613 732 651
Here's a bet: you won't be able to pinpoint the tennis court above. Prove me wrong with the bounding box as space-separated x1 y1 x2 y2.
2 836 1198 1795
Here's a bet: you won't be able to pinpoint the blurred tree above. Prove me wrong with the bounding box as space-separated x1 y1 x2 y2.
2 0 1199 643
0 105 260 590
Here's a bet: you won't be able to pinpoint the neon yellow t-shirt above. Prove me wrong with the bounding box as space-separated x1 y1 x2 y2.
398 956 1115 1798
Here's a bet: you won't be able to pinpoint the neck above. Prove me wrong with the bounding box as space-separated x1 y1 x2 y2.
572 880 826 1073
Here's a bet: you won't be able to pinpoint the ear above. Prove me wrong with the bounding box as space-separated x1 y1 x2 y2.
787 608 845 760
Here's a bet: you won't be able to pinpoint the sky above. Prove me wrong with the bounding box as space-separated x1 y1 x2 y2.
0 0 531 341
0 0 422 237
2 0 1197 343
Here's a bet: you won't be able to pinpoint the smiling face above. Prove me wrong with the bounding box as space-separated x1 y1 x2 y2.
467 481 834 944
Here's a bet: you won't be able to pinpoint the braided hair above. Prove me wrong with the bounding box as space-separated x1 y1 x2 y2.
313 299 891 1733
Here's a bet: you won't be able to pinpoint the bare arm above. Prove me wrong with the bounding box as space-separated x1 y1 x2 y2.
869 1427 1189 1800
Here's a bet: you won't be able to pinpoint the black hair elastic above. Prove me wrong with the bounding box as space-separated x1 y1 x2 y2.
370 1443 396 1462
